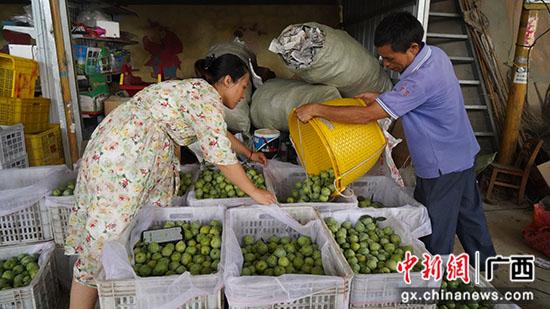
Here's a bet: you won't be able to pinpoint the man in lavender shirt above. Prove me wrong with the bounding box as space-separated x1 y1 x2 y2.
296 12 496 269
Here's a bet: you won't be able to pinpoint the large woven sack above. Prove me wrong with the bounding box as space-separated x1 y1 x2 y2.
250 78 341 132
269 22 393 96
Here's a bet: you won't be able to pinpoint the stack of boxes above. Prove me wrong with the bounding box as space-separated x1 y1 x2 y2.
0 53 64 168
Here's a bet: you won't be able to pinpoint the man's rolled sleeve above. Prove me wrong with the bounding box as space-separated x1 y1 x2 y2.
376 78 428 119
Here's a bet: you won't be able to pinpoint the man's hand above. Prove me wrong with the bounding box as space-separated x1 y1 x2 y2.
295 103 320 122
250 151 268 166
354 92 381 106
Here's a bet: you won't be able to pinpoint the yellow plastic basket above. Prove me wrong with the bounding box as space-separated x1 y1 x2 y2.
288 98 386 193
25 124 64 166
0 97 50 133
0 53 39 98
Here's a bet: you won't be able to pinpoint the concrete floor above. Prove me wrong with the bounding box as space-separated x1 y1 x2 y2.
452 197 550 309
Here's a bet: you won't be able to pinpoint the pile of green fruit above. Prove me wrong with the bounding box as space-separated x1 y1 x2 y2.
324 215 421 274
438 278 494 309
357 195 384 208
51 180 76 196
285 169 336 203
240 234 325 276
132 220 222 277
177 171 193 196
194 167 266 199
0 253 41 290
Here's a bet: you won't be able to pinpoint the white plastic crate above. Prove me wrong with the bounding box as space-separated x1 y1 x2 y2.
0 165 69 246
224 206 353 309
44 196 73 247
0 241 58 309
264 160 358 212
0 124 27 170
320 208 441 307
186 163 272 207
97 206 226 309
172 164 200 206
0 154 28 170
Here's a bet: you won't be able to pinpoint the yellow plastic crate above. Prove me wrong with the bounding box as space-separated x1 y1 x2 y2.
288 98 386 194
25 124 64 166
0 53 38 98
0 97 50 133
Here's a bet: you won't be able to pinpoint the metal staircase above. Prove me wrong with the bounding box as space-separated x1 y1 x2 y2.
426 0 498 154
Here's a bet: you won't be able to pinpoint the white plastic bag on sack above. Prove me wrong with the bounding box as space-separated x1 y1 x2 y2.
269 22 393 97
264 160 357 211
0 165 70 217
100 205 225 309
319 209 439 306
224 205 351 307
363 118 406 187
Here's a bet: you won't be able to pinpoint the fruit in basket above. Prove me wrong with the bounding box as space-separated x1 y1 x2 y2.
324 215 422 274
177 171 194 196
357 195 384 208
239 234 325 276
51 180 76 196
195 167 266 199
133 220 222 277
0 253 41 289
285 169 337 203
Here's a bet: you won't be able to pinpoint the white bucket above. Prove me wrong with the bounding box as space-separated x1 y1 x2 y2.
253 128 281 159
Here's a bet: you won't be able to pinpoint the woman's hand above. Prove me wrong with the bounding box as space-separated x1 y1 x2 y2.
250 188 277 205
249 151 268 166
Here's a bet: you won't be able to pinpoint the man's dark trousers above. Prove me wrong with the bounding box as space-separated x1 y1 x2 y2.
414 167 496 270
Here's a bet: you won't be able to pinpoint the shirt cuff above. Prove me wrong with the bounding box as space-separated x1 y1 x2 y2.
376 97 399 120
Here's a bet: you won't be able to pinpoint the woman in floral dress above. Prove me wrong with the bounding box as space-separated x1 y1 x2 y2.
66 54 276 308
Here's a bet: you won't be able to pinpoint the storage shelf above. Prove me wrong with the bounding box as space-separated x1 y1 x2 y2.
71 35 138 45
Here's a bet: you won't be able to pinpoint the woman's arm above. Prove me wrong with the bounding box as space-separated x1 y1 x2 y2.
227 132 252 158
226 132 267 165
217 163 276 205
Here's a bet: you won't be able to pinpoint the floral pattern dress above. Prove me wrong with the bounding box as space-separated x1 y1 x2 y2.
65 79 237 287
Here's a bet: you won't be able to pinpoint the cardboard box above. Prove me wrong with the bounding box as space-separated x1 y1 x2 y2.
538 161 550 188
104 95 131 115
8 44 37 60
96 21 120 38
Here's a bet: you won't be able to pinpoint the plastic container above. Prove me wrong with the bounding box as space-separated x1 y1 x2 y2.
0 53 39 98
253 128 280 159
224 206 353 309
288 98 386 193
0 242 58 308
45 196 73 247
186 163 272 208
319 208 440 307
0 154 28 170
0 165 68 246
0 97 50 133
96 206 225 309
172 164 200 206
25 124 64 166
0 124 27 169
264 160 358 212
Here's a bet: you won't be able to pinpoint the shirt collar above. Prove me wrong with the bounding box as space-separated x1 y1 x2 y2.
401 43 431 79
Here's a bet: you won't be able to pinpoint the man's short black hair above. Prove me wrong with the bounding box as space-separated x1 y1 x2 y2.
374 11 424 53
